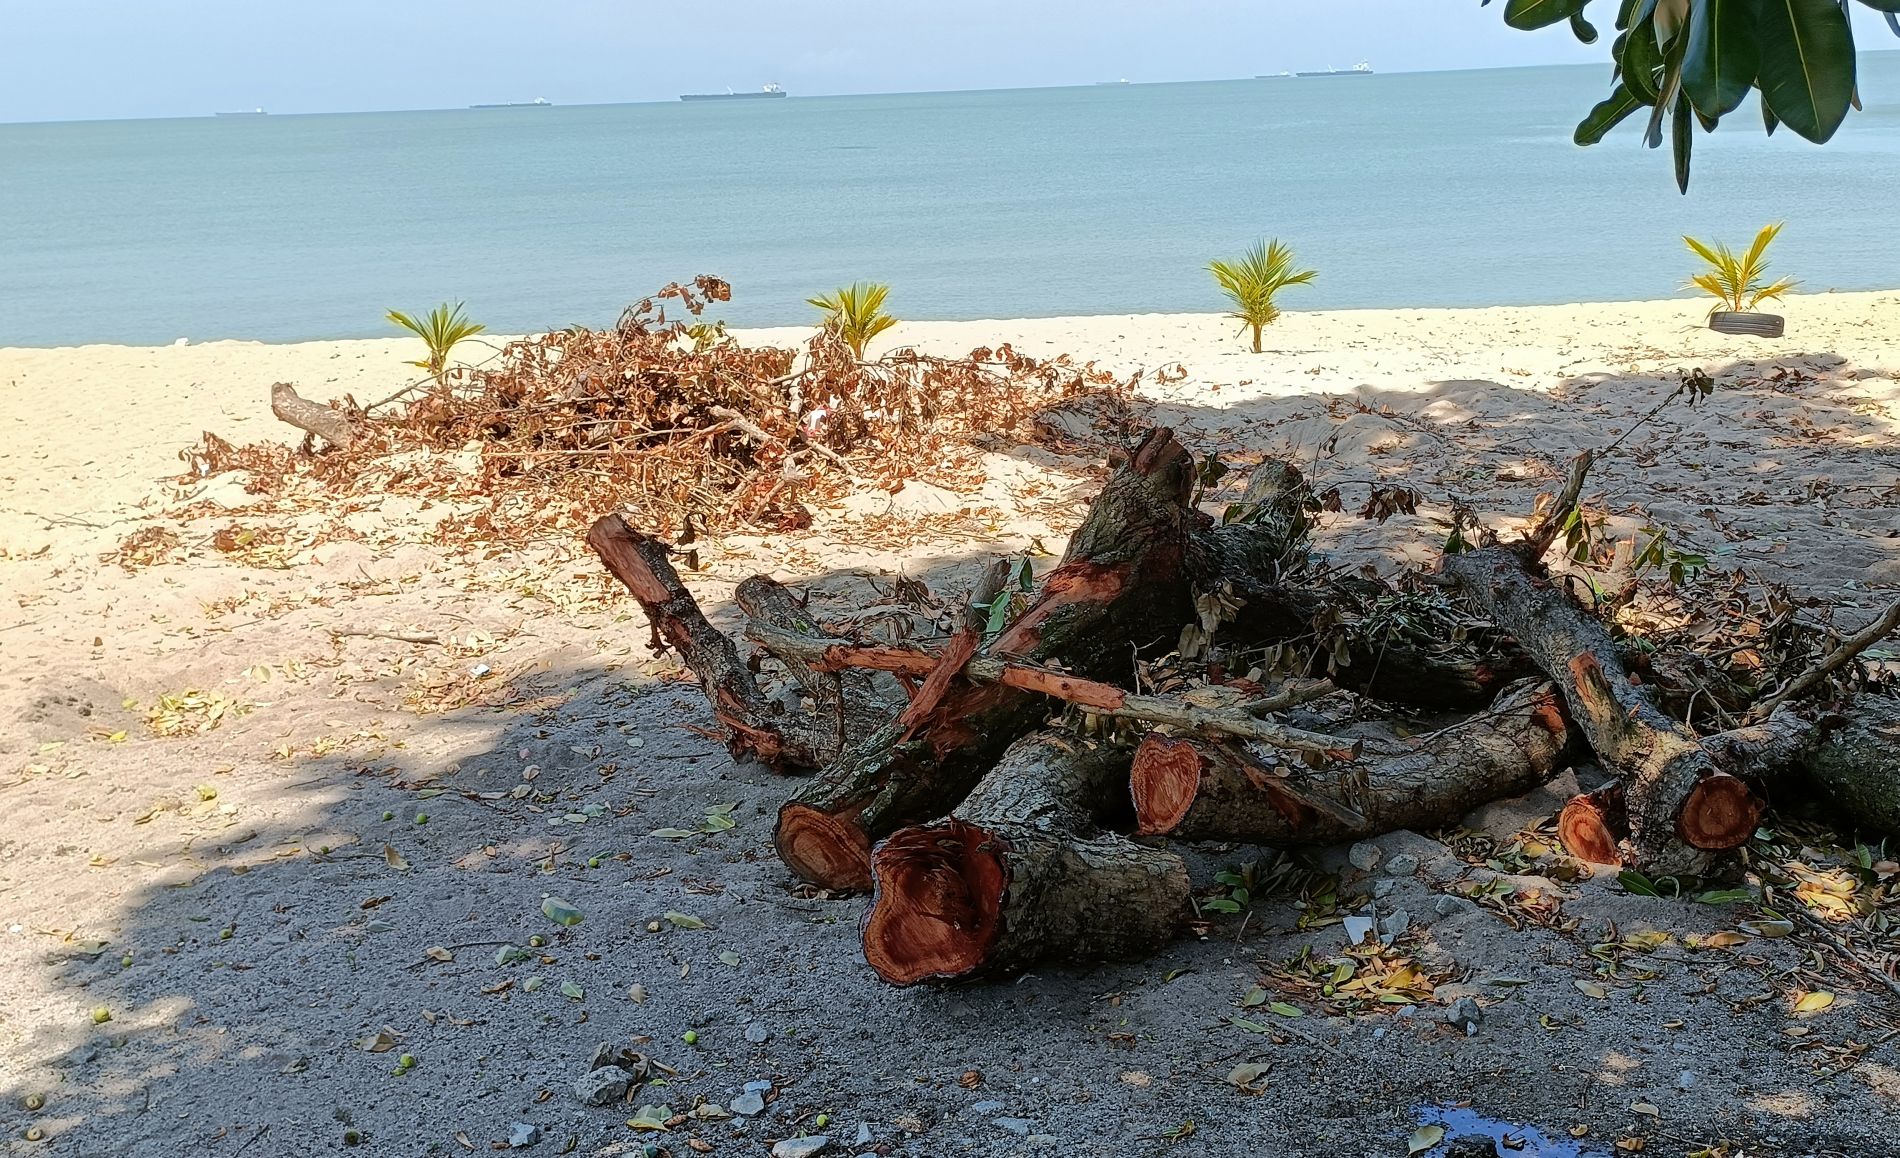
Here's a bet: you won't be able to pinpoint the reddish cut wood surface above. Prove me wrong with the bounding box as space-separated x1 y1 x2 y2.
1130 734 1203 836
775 802 874 893
1559 790 1627 866
861 820 1008 986
1677 773 1764 850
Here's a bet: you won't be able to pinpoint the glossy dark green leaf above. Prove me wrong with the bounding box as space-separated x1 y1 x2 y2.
1762 94 1780 135
1671 89 1694 192
1504 0 1593 29
1575 83 1646 144
1644 22 1690 148
1619 20 1665 104
1571 10 1600 42
1682 0 1761 117
1860 0 1900 12
1756 0 1856 143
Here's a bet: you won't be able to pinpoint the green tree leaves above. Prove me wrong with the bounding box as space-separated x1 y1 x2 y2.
1682 0 1760 117
1493 0 1895 189
1755 0 1856 143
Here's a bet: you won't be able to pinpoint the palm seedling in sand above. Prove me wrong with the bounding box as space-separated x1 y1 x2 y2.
1683 223 1797 318
386 302 486 383
808 282 897 360
1208 240 1316 353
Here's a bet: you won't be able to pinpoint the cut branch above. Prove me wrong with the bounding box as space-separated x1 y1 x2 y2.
861 731 1187 985
1129 680 1572 843
1751 598 1900 720
1442 546 1757 876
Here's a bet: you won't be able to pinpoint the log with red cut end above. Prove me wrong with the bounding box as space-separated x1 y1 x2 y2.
1440 545 1768 877
777 428 1308 889
860 732 1188 985
1128 681 1573 843
1557 785 1628 867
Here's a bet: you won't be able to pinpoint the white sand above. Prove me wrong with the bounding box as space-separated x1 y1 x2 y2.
3 295 1899 1152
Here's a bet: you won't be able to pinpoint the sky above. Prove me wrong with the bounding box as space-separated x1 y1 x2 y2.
2 0 1897 123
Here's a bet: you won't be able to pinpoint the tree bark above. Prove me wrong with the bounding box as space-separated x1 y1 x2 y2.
1802 695 1900 836
1441 546 1762 877
270 382 357 449
1128 680 1573 843
777 428 1307 890
732 575 892 751
860 731 1188 985
586 515 841 770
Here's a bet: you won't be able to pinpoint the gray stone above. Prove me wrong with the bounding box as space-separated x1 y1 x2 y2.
853 1123 873 1146
1347 841 1383 872
508 1122 542 1148
1386 853 1421 876
1370 878 1396 899
744 1080 774 1094
994 1118 1032 1135
1342 914 1375 945
970 1099 1004 1115
363 920 394 934
1678 1070 1697 1090
574 1067 630 1107
731 1092 766 1116
744 1021 770 1044
771 1137 831 1158
1378 909 1411 940
586 1042 616 1071
1434 895 1478 917
1445 996 1483 1035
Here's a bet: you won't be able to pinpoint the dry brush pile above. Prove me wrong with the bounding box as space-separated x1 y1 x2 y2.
586 395 1900 987
181 277 1142 546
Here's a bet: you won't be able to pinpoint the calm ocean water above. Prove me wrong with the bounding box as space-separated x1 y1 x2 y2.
4 58 1899 348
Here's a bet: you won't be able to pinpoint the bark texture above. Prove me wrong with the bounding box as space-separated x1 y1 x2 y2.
1803 695 1900 837
1129 680 1572 843
1443 547 1759 876
586 515 835 770
861 732 1188 985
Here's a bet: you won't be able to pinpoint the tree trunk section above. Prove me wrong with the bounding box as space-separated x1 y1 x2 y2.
1802 694 1900 836
860 732 1188 985
1129 680 1572 843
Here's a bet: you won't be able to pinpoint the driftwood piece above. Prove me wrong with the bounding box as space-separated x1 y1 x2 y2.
1442 546 1760 876
1128 681 1572 843
775 429 1310 890
270 382 357 449
860 731 1187 985
586 515 838 769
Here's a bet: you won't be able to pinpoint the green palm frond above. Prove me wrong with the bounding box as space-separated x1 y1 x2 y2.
1682 223 1797 316
1207 240 1317 352
807 282 898 360
387 302 486 380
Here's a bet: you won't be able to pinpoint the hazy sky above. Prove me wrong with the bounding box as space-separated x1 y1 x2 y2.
3 1 1897 123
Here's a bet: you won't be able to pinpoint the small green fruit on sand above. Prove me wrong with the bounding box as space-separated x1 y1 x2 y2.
587 856 602 868
528 934 546 948
120 955 133 969
398 1054 416 1068
682 1030 698 1045
815 1113 830 1128
220 927 233 940
415 814 428 824
382 811 395 821
90 1007 111 1025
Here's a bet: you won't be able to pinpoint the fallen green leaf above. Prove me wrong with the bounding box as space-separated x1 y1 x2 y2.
542 898 584 927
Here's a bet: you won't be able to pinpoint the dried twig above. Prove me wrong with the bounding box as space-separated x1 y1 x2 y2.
1751 597 1900 720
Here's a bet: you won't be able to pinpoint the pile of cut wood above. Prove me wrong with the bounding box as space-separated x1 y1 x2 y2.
588 427 1900 986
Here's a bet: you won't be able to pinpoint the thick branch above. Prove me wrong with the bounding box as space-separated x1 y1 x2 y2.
1130 681 1572 843
861 732 1187 985
270 382 358 449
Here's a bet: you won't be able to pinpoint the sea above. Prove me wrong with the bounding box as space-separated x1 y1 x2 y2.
4 56 1900 348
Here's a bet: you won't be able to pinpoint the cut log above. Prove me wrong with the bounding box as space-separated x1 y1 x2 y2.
1557 786 1628 867
861 731 1188 985
585 516 840 769
270 382 357 449
1128 680 1572 843
1441 546 1761 877
777 429 1309 889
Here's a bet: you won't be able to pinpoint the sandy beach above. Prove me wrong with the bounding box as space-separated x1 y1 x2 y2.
4 294 1900 1155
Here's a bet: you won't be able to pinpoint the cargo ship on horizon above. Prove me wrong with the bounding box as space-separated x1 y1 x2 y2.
681 83 787 102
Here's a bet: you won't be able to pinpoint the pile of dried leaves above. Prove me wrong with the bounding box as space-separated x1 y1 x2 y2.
181 277 1138 543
